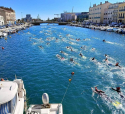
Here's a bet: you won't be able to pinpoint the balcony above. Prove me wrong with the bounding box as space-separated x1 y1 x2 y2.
108 6 118 9
119 9 125 12
94 17 100 19
119 17 124 18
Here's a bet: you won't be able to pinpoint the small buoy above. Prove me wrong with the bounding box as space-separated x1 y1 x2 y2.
5 38 7 40
2 47 4 49
1 78 4 81
69 79 71 82
9 36 11 38
71 72 74 75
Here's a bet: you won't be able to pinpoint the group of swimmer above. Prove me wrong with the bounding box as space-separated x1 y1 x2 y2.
92 54 121 67
94 86 124 100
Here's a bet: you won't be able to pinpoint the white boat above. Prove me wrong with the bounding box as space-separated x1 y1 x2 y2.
117 28 122 34
107 27 113 32
113 28 118 32
2 32 8 37
26 93 63 114
0 77 26 114
100 27 106 31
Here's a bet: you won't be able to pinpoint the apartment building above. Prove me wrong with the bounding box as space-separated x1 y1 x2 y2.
61 13 77 22
24 14 32 22
118 2 125 23
103 3 121 24
89 1 111 23
0 7 16 24
77 12 89 22
0 15 4 25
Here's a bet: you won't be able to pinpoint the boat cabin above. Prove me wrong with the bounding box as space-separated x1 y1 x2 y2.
0 81 18 113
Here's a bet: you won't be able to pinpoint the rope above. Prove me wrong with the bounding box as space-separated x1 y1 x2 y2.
61 81 71 103
61 74 74 103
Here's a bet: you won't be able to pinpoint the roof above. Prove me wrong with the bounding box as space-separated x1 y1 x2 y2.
0 81 18 104
0 7 15 12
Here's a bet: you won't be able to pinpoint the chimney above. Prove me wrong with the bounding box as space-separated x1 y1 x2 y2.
93 4 96 7
105 1 108 3
100 2 102 5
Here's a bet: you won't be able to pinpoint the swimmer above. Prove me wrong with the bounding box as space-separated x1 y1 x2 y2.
92 48 95 51
79 53 83 57
105 58 108 61
95 87 105 94
92 57 95 60
39 46 43 49
61 57 65 60
111 87 125 99
115 62 121 67
60 51 64 53
105 54 108 57
103 39 106 42
70 58 74 62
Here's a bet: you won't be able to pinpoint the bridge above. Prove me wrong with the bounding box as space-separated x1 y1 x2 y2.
31 21 69 25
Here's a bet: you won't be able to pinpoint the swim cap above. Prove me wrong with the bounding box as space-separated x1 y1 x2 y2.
95 87 97 90
117 87 120 90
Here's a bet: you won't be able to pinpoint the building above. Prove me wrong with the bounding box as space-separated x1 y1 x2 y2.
77 12 89 22
89 1 111 23
61 12 77 22
103 3 121 24
118 2 125 23
24 14 32 22
0 7 16 25
0 15 4 25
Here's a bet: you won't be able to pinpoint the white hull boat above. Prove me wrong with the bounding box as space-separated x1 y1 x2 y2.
26 93 63 114
0 77 26 114
107 27 113 32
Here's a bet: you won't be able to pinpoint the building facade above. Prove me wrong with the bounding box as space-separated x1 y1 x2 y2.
118 2 125 23
89 1 111 23
0 15 4 25
77 12 89 22
61 13 77 22
24 14 32 22
103 3 121 24
0 7 16 25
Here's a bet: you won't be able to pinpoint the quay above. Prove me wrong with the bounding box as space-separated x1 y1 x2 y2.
68 23 125 34
0 23 32 37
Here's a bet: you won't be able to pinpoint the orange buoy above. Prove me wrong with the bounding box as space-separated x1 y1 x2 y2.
2 47 4 49
1 78 4 81
71 72 74 75
69 79 71 82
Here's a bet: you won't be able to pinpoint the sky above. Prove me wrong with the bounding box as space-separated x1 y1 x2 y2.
0 0 123 20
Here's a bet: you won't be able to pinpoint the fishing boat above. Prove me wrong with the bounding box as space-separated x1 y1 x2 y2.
26 93 63 114
0 77 27 114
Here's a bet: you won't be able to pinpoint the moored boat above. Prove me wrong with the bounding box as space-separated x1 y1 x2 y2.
0 77 27 114
26 93 63 114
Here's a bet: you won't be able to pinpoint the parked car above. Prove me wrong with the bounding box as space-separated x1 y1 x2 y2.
120 25 125 28
114 24 120 27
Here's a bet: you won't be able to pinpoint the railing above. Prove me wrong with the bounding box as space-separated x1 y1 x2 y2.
108 6 118 9
118 17 124 18
119 9 125 11
94 17 100 19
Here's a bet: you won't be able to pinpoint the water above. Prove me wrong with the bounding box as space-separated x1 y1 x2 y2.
0 24 125 114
